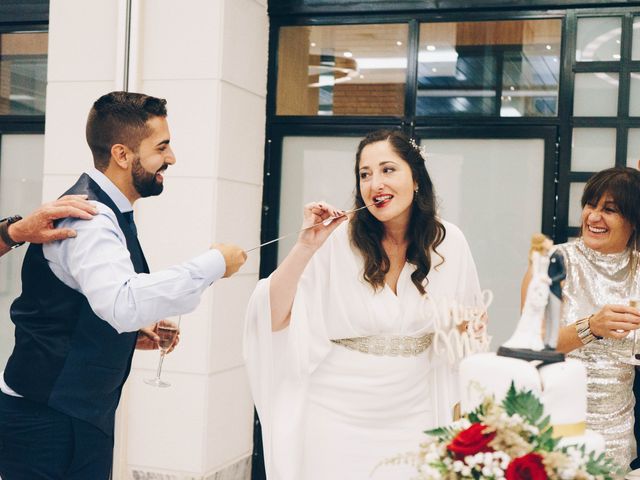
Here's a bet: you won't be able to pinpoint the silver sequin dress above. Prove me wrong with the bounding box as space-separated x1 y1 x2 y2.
557 239 638 470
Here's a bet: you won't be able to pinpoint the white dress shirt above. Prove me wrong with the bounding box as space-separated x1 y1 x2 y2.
2 169 226 397
40 168 226 333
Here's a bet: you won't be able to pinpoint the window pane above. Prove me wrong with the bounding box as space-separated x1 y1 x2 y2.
632 17 640 61
576 17 622 62
276 24 408 116
628 129 640 168
569 182 587 228
0 32 47 115
417 19 561 116
573 73 619 116
279 136 361 260
424 137 545 348
630 73 640 117
571 128 616 171
0 134 44 364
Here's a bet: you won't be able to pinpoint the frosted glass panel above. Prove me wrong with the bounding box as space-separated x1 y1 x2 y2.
576 17 622 62
279 136 361 261
631 73 640 117
0 135 44 365
571 128 616 171
628 129 640 168
633 18 640 61
424 138 545 349
574 73 619 117
569 182 587 227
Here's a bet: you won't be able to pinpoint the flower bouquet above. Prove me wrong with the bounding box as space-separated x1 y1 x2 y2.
383 383 620 479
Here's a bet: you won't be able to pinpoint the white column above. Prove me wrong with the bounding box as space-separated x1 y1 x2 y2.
126 0 267 478
44 0 268 478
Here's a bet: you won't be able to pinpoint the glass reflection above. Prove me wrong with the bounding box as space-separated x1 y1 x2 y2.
276 24 408 116
570 128 616 171
633 17 640 61
0 32 48 115
573 73 619 117
576 17 622 62
627 129 640 168
630 73 640 117
417 20 561 117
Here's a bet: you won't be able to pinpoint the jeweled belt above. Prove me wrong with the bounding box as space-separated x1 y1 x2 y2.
330 333 434 357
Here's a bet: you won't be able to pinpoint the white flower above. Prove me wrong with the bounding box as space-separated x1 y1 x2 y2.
453 460 464 472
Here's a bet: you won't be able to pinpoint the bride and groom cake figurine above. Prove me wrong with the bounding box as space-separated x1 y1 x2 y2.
498 233 566 364
459 234 606 455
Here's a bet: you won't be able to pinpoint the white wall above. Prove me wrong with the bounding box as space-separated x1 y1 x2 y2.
44 0 267 478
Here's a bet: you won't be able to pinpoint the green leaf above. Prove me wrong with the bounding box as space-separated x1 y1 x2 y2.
424 424 459 441
502 382 547 429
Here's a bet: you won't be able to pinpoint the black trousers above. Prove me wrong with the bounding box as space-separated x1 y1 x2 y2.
632 369 640 470
0 391 113 480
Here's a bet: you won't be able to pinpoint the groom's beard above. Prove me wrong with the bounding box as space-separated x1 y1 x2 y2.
132 155 166 198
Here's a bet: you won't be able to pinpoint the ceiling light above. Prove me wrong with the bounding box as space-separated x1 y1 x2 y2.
546 45 552 50
396 41 403 46
310 42 316 47
359 74 364 79
431 67 437 73
509 86 515 91
344 51 353 58
426 45 436 51
616 40 621 44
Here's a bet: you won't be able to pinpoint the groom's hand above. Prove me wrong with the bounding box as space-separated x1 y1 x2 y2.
136 321 180 353
211 243 247 277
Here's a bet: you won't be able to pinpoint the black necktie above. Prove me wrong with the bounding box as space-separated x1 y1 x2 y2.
123 211 137 237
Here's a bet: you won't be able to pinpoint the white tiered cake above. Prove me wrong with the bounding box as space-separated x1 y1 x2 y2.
458 234 605 455
459 352 605 454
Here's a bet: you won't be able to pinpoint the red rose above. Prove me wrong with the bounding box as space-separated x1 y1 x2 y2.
505 453 548 480
447 423 496 458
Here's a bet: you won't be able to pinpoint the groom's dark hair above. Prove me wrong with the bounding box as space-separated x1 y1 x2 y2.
86 91 167 171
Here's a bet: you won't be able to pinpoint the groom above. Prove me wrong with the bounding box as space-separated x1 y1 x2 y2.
0 91 247 479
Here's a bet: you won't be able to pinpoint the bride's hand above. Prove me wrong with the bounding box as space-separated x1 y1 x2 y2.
297 201 347 250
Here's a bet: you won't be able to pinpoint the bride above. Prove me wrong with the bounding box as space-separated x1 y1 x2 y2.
244 130 482 479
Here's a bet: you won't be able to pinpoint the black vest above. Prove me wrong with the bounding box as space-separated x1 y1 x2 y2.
5 173 148 434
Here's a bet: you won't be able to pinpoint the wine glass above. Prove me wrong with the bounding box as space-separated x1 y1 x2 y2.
620 299 640 365
144 316 181 388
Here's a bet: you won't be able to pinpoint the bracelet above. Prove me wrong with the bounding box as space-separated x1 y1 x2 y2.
575 314 601 345
0 215 25 249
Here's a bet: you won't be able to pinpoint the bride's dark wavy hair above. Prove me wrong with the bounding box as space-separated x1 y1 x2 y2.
349 129 446 295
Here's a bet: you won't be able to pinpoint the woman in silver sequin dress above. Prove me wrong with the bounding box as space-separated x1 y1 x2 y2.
522 167 640 471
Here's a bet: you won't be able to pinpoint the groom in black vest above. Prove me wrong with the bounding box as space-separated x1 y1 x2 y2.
0 91 247 479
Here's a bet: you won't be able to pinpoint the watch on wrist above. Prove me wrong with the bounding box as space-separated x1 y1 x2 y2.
0 215 25 249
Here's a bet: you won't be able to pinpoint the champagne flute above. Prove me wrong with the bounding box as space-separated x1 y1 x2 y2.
144 316 181 388
620 300 640 365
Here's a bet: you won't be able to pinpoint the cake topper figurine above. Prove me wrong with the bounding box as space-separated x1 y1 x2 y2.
498 233 565 364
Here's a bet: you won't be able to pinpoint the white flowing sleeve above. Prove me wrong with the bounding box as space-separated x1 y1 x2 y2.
243 242 333 480
427 221 482 428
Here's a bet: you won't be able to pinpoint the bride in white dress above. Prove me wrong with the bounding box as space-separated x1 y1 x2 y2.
244 130 482 480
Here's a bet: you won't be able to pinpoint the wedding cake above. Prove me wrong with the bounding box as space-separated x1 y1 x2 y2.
459 352 605 454
458 234 604 454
